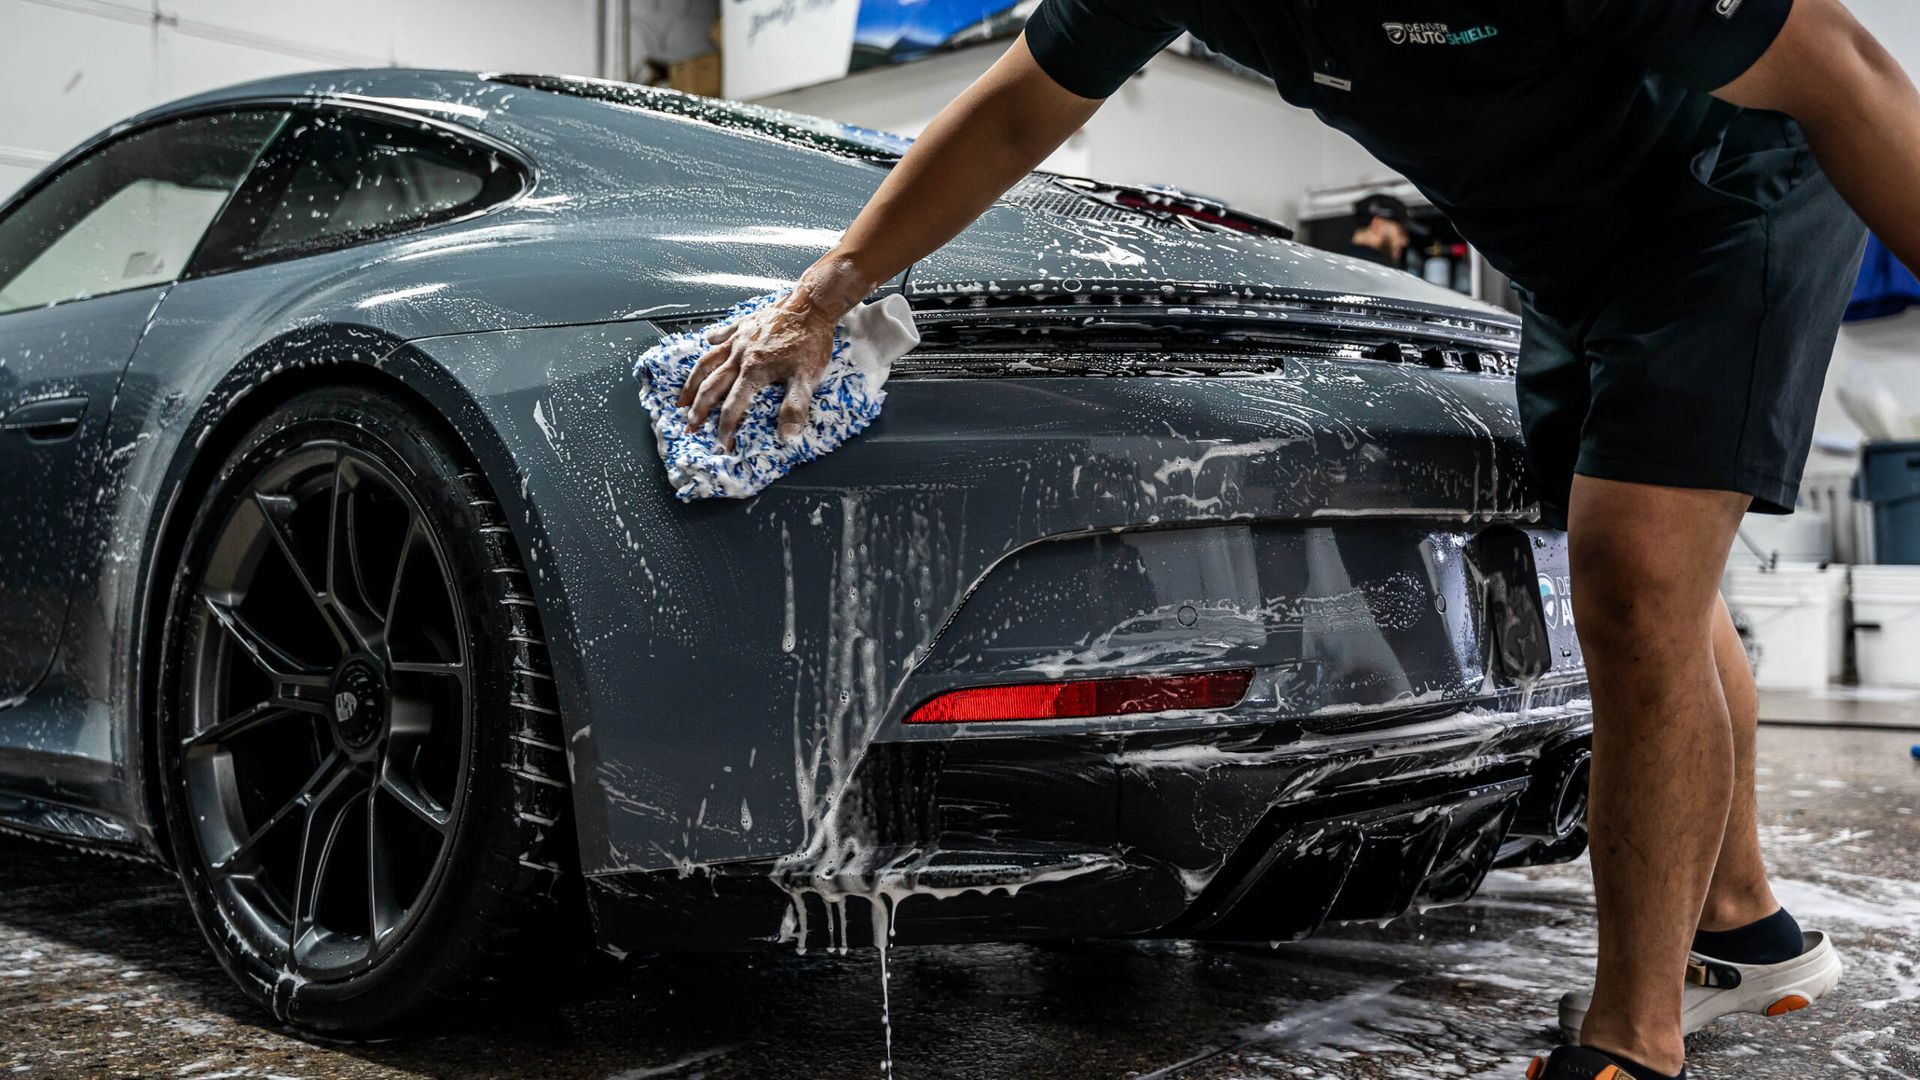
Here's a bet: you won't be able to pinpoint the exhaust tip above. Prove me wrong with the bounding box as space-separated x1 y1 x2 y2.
1514 743 1591 842
1551 750 1591 838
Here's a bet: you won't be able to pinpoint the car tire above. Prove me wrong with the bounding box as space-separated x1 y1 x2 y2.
156 385 577 1035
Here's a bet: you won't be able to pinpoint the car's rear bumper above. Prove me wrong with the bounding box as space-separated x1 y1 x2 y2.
586 678 1591 954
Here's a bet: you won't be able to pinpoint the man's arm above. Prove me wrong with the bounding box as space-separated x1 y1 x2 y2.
1715 0 1920 273
682 35 1101 446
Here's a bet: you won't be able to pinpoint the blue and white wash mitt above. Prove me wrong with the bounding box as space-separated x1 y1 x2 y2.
633 290 920 501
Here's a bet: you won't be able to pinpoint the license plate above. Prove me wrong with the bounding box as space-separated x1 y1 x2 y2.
1527 529 1583 674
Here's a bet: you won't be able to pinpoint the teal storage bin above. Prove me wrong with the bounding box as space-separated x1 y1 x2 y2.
1860 441 1920 564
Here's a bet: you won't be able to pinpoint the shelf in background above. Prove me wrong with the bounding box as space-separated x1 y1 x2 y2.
1759 687 1920 731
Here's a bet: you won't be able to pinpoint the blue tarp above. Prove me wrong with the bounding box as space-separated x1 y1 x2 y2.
1846 233 1920 322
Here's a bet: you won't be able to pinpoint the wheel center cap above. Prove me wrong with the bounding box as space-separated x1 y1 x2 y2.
330 658 387 751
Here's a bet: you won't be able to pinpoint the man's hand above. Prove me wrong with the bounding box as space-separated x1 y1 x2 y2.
678 290 838 450
1715 0 1920 275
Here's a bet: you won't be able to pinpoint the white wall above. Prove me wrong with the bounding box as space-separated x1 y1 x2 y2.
759 43 1383 227
0 0 603 198
1855 0 1920 72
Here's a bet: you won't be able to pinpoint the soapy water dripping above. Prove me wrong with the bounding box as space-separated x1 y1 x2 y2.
776 852 1113 1076
760 487 998 1072
779 495 877 893
765 497 1128 1068
771 494 973 895
873 893 894 1079
781 522 797 654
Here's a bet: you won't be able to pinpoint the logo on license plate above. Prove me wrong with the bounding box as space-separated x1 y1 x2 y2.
1538 573 1574 628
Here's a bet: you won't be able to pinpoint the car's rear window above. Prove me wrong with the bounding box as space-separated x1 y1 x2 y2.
484 73 911 164
189 108 528 275
253 115 491 252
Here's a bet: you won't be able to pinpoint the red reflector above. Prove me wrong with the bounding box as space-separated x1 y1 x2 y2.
905 669 1253 724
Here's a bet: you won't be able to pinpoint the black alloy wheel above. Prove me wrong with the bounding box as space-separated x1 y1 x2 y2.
159 386 576 1033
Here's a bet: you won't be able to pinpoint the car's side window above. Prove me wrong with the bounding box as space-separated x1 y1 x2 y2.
0 111 286 316
193 110 524 273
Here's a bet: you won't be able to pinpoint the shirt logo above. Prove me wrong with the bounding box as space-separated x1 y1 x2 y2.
1716 0 1744 17
1382 21 1500 45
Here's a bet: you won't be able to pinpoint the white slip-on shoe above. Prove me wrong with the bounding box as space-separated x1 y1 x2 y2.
1558 929 1843 1038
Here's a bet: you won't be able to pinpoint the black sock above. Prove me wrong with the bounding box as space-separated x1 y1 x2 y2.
1595 1049 1684 1080
1692 906 1804 965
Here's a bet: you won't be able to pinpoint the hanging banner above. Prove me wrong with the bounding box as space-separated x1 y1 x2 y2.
851 0 1033 70
722 0 864 100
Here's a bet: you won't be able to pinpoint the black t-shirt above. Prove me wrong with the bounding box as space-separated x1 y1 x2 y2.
1024 0 1793 294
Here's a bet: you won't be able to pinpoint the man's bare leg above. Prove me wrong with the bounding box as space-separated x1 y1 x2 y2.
1567 476 1752 1075
1700 596 1782 932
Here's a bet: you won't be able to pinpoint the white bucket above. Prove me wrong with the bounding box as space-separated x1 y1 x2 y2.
1723 563 1847 691
1738 511 1832 565
1852 566 1920 689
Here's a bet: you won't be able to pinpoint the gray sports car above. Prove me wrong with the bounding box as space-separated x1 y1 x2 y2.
0 69 1593 1034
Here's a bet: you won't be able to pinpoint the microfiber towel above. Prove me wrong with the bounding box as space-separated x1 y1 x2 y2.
633 289 920 501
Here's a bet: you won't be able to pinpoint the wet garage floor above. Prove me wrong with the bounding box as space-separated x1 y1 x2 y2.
2 725 1914 1079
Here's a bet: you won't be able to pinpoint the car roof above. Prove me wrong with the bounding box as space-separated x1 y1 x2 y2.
132 68 492 119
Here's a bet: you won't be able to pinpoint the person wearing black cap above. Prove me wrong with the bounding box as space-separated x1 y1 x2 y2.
1345 192 1428 269
680 2 1919 1076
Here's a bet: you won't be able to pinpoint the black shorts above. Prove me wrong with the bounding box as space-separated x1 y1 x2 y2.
1517 113 1866 530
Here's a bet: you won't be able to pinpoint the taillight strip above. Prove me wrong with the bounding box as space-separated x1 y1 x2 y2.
905 669 1254 725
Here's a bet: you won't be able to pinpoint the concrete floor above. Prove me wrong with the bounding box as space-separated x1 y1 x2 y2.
1 724 1914 1079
